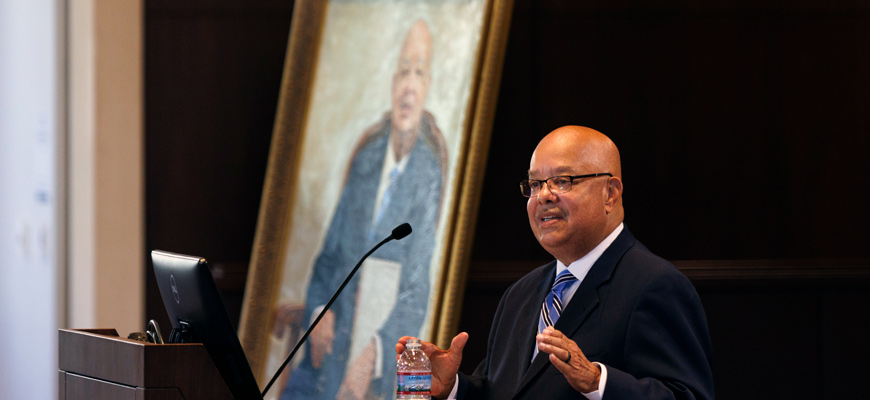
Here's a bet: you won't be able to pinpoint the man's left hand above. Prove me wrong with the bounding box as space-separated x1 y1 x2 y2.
536 327 601 393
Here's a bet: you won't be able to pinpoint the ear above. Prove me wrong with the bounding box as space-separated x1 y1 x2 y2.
604 176 623 213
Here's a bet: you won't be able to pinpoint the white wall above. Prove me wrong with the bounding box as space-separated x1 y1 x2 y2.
0 1 64 399
0 1 143 398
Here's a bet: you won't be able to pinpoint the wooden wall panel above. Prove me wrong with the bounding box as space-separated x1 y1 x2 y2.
474 0 870 263
144 0 293 330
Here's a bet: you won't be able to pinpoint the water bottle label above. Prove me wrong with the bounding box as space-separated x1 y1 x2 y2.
397 371 431 395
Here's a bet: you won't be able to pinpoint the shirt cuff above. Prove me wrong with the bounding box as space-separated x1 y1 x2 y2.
371 334 383 379
446 374 459 399
581 362 608 400
310 305 325 326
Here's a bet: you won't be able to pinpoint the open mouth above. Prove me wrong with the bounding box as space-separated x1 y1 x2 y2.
539 211 564 225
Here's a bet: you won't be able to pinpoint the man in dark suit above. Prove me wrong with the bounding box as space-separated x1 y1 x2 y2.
397 125 714 399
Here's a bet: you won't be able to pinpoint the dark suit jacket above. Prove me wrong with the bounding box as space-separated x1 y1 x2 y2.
458 227 714 399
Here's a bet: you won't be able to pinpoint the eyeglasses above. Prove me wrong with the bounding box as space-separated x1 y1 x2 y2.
519 173 613 197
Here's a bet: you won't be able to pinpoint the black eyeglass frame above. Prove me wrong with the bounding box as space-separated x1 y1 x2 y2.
519 173 613 197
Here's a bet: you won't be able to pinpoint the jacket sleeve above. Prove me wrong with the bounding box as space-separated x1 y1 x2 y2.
602 269 714 400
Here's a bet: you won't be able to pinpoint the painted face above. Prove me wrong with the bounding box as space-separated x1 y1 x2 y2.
391 24 431 133
526 134 612 263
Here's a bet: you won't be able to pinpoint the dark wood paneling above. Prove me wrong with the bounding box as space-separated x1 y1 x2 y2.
701 285 868 399
474 0 870 262
145 0 293 330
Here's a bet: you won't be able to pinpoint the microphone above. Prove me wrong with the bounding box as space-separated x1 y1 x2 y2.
391 222 412 240
261 222 413 397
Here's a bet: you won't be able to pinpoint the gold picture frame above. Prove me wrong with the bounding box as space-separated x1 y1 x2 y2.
239 0 513 397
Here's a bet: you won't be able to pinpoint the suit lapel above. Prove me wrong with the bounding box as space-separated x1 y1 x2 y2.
513 228 637 397
557 228 636 338
515 265 555 373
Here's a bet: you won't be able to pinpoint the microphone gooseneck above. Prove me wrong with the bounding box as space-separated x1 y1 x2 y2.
260 223 413 397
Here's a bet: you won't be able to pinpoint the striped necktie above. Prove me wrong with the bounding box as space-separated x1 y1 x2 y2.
538 269 578 334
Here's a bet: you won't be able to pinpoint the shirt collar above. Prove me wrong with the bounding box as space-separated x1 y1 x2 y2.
555 222 625 282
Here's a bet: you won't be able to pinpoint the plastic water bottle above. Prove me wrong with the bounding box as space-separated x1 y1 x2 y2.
397 338 431 399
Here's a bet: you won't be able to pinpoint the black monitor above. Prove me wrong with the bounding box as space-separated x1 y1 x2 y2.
151 250 263 400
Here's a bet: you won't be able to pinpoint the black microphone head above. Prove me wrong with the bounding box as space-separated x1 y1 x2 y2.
391 223 412 240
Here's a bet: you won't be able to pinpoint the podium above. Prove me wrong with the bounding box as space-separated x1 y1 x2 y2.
58 329 236 400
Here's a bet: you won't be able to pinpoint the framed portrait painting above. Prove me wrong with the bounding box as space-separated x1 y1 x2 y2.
239 0 513 398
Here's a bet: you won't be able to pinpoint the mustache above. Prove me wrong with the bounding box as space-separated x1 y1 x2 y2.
536 207 565 218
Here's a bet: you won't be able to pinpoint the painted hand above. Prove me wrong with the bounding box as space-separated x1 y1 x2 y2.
271 303 304 337
337 340 376 400
309 309 335 368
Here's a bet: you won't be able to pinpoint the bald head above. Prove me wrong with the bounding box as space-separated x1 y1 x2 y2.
527 126 624 264
391 20 432 135
533 125 622 180
399 20 432 66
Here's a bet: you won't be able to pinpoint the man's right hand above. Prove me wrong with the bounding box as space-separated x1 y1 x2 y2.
396 332 468 399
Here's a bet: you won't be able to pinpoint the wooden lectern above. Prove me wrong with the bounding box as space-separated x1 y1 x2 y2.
58 329 236 400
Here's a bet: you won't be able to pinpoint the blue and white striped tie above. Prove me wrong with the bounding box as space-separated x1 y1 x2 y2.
538 270 577 334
